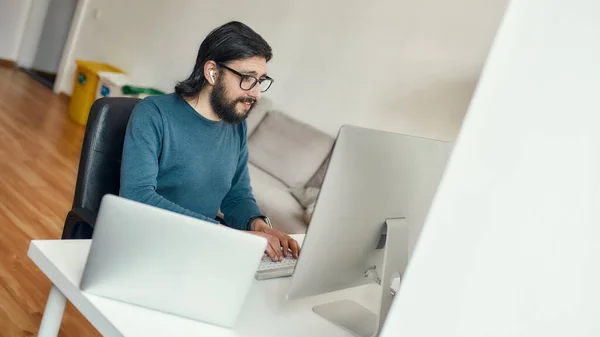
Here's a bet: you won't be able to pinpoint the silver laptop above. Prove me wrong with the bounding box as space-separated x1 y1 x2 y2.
80 194 268 328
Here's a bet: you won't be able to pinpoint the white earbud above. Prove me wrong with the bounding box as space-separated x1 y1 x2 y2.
209 70 215 83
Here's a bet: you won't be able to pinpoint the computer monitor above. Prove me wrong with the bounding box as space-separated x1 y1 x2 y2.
287 125 453 337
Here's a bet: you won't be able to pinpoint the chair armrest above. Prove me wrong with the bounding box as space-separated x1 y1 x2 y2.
61 207 97 239
215 216 227 226
70 207 97 226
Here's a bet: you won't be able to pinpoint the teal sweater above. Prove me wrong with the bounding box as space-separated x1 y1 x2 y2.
119 93 263 230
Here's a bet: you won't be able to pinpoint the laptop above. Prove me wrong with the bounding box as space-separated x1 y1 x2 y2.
79 194 268 328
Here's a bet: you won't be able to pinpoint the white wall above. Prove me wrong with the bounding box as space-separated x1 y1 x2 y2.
57 0 507 141
32 0 77 73
381 0 600 336
0 0 31 61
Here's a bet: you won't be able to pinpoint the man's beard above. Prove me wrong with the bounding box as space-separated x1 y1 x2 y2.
209 79 255 124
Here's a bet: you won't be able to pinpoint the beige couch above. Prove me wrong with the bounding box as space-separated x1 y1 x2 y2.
245 99 334 234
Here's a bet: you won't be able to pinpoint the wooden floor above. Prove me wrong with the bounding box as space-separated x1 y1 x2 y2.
0 67 100 336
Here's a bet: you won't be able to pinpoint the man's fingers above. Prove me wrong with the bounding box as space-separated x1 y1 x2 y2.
269 237 282 261
290 239 300 259
288 238 299 259
265 243 278 262
280 236 289 257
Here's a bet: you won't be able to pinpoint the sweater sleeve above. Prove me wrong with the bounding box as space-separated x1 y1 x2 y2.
219 122 263 230
119 100 218 224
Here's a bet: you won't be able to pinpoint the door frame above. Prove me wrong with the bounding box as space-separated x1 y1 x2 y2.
14 0 88 94
15 0 49 69
53 0 89 94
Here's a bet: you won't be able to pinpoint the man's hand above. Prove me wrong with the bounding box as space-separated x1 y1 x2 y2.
249 218 300 262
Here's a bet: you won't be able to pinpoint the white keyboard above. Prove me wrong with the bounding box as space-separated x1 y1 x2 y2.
255 255 297 280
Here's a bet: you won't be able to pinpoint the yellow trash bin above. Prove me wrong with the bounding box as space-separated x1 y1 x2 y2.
68 60 124 125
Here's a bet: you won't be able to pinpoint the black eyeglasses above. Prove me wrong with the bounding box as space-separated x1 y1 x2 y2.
216 62 274 92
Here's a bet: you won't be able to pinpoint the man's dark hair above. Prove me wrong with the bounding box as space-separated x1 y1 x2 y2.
175 21 273 98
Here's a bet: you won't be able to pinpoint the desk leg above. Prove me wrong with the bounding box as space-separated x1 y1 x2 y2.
38 285 67 337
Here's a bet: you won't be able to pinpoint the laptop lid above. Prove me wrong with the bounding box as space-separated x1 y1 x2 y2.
80 194 267 328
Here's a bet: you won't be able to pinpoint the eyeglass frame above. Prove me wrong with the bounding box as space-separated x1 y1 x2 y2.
215 62 274 92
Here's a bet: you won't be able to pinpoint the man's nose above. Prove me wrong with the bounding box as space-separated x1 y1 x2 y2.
251 83 261 100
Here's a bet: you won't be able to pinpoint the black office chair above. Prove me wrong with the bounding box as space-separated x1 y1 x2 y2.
61 96 229 239
61 97 140 239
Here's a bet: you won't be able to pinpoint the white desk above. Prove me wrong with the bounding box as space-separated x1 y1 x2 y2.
28 234 382 337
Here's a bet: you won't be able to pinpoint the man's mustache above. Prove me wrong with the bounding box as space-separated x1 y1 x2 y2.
237 97 256 104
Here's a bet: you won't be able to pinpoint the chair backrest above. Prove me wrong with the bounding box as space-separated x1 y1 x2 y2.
71 97 140 221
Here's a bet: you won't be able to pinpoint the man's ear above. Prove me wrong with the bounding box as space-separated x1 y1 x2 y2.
204 61 218 84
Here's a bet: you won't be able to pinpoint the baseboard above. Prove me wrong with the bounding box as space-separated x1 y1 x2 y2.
0 59 16 68
30 68 57 81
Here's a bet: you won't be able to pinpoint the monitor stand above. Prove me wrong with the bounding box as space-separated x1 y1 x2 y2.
312 217 409 337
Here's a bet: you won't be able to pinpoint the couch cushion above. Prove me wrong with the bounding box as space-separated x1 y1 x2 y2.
248 164 307 234
248 162 288 195
306 154 331 188
248 111 334 188
290 186 320 226
290 186 320 209
260 198 307 234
